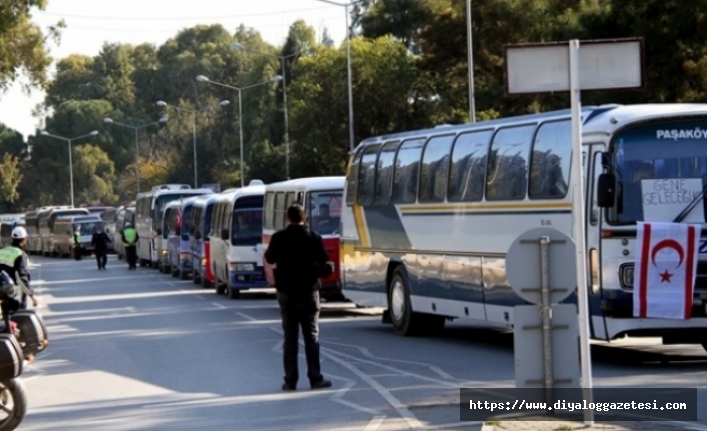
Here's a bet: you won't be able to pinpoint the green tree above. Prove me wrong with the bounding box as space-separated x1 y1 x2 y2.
0 153 23 211
0 0 64 92
45 54 96 109
0 123 26 157
72 144 119 205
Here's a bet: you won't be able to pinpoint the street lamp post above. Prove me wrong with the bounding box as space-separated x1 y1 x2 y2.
103 116 167 194
195 75 283 187
313 0 362 152
232 43 306 180
154 100 230 188
39 130 100 207
466 0 476 123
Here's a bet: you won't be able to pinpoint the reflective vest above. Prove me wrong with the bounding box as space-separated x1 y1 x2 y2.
0 246 22 267
74 232 81 244
123 228 137 245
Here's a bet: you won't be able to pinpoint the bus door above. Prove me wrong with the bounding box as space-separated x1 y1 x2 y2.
587 145 607 340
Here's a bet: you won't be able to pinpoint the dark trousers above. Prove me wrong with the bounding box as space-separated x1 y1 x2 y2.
277 291 323 386
125 246 137 268
95 252 107 268
73 245 82 260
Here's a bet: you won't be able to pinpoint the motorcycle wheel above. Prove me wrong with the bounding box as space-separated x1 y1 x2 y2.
0 378 27 431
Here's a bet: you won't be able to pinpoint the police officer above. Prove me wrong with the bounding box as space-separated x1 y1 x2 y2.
121 222 139 270
264 204 334 391
0 226 38 309
73 225 82 260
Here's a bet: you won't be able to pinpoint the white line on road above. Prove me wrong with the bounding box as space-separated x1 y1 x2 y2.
195 295 205 300
353 345 457 380
235 311 258 321
363 415 387 430
211 302 226 309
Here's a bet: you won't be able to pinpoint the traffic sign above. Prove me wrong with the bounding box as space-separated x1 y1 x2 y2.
506 227 576 305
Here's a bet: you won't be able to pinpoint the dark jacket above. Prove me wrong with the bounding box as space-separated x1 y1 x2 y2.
91 232 112 253
264 224 333 297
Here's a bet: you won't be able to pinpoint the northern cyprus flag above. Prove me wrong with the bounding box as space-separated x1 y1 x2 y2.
634 222 699 319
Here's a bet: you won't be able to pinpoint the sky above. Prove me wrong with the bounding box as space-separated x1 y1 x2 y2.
0 0 350 141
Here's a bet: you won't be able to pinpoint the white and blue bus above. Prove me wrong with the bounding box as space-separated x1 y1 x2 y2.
341 103 707 351
135 184 213 268
191 193 219 287
209 181 267 299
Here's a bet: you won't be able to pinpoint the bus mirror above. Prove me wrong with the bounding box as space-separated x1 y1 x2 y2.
597 173 615 208
221 228 229 241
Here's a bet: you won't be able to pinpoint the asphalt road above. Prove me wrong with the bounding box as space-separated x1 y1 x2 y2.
16 255 707 431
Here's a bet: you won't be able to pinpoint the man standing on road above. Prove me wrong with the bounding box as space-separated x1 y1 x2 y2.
91 225 112 270
73 225 83 261
264 204 334 391
0 227 38 309
121 222 139 270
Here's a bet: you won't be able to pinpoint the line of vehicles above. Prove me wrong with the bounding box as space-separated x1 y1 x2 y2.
3 103 707 353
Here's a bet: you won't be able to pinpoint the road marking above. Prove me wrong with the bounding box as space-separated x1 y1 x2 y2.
363 415 387 430
211 303 226 309
195 295 205 300
235 311 258 321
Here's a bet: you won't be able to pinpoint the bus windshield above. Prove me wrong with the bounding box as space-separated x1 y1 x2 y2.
73 221 101 236
308 190 342 235
232 208 262 246
154 194 197 229
609 119 707 225
182 205 194 239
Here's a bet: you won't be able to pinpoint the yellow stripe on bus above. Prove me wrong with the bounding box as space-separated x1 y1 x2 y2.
399 202 573 212
352 204 370 248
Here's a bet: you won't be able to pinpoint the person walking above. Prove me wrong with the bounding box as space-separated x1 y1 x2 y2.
0 227 38 309
73 225 83 261
121 222 139 270
91 225 112 270
264 204 334 391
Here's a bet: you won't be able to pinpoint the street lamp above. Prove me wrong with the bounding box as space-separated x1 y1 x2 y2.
312 0 362 152
39 130 99 207
195 74 283 187
154 99 230 188
103 116 167 195
232 43 309 180
466 0 476 123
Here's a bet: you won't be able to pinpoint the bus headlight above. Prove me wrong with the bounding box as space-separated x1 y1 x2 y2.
201 258 207 266
162 249 167 255
619 263 634 289
229 263 254 272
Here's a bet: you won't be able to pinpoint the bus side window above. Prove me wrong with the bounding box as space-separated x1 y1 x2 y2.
264 192 275 230
357 144 381 206
419 135 454 203
374 141 399 205
274 192 285 230
485 124 536 201
393 138 426 204
529 120 571 199
448 130 492 202
345 148 364 206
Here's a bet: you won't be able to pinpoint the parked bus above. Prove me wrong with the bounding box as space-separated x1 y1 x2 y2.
40 207 89 256
53 214 103 257
209 181 266 299
262 177 345 301
191 194 219 287
83 205 113 215
159 200 181 276
24 209 42 253
166 196 203 280
32 207 61 254
134 184 213 268
100 206 119 253
339 103 707 350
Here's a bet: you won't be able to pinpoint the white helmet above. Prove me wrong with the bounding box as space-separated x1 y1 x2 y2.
11 226 27 239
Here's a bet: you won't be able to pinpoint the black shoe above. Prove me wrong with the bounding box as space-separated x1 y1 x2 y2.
282 383 296 391
310 379 332 390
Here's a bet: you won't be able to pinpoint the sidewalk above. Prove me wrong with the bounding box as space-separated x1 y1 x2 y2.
481 416 707 431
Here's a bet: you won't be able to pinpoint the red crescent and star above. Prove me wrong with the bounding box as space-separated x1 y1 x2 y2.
650 239 685 283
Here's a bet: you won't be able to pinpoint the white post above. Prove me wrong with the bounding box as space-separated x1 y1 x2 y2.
68 140 74 207
345 3 355 151
466 0 476 123
568 39 594 426
238 89 244 188
281 57 290 179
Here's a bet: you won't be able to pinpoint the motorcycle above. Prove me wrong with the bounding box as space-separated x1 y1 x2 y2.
0 274 49 431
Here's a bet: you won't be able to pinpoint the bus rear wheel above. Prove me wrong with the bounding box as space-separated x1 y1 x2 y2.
388 266 445 337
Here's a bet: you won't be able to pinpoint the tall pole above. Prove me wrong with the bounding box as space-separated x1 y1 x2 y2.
68 140 74 207
238 89 244 188
134 127 140 194
282 57 290 179
569 39 594 426
192 112 198 188
466 0 476 123
345 4 355 151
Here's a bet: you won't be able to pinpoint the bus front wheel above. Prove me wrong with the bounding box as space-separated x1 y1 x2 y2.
388 266 445 336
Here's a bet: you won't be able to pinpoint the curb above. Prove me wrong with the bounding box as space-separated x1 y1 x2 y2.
481 425 495 431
